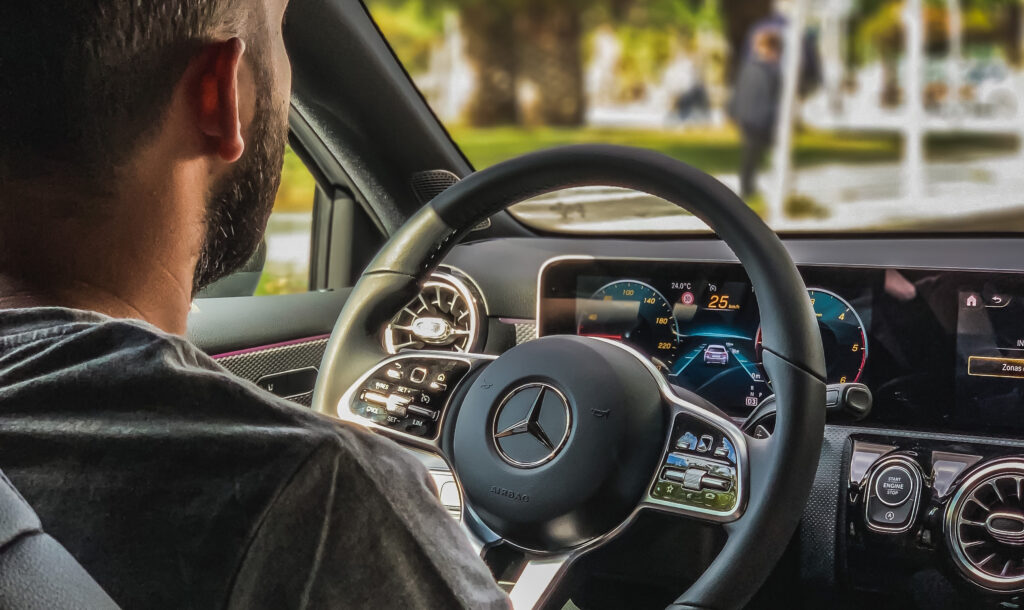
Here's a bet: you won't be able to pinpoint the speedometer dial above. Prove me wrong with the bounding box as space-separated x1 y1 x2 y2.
577 280 679 369
808 288 867 384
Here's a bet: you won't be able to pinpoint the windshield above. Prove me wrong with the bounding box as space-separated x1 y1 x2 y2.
365 0 1024 234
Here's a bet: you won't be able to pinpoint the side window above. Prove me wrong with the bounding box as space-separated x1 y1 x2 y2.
255 147 317 295
199 146 317 298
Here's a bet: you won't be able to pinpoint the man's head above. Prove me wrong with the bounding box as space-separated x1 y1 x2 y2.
754 28 783 64
0 0 291 326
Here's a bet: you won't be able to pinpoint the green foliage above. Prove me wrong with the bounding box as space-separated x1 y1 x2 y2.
274 147 316 214
363 0 445 74
785 194 830 219
853 0 1013 63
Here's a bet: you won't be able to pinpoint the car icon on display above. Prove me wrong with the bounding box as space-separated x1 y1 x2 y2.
703 344 730 366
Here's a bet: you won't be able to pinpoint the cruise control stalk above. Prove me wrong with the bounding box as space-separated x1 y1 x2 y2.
743 382 872 438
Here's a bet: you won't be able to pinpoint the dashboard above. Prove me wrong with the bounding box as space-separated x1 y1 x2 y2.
537 256 1024 435
424 237 1024 607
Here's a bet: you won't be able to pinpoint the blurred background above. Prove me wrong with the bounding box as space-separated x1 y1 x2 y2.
260 0 1024 291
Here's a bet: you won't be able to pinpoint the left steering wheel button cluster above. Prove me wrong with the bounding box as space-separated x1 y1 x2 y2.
350 357 471 439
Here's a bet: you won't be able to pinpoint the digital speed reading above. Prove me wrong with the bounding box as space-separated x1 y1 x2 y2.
576 280 680 370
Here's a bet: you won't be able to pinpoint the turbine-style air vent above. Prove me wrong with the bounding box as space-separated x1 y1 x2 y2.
384 271 483 355
947 458 1024 592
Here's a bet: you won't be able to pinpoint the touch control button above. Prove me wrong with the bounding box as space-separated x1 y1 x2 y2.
874 465 914 507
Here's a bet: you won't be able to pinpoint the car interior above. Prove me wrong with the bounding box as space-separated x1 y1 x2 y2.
5 0 1024 608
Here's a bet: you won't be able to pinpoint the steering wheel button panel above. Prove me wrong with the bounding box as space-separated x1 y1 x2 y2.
346 354 475 440
650 414 739 513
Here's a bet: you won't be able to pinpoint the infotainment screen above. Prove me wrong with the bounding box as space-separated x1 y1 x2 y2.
956 289 1024 425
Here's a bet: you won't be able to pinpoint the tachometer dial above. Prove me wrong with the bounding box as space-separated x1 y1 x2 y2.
577 280 679 369
756 288 867 385
808 288 867 384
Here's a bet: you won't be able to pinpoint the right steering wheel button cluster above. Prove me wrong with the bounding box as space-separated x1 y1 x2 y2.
651 414 739 514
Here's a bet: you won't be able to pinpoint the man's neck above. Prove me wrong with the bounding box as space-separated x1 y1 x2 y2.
0 274 190 334
0 189 202 335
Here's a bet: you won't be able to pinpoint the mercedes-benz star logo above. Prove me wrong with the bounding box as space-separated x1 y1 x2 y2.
492 383 571 468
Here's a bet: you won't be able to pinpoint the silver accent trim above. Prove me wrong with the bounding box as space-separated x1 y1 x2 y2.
429 469 462 521
492 383 572 468
849 440 896 483
946 458 1024 592
384 271 483 354
508 555 571 610
985 510 1024 546
863 455 921 534
336 351 496 452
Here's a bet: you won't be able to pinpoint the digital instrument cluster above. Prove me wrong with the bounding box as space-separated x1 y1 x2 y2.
539 258 870 415
538 257 1024 431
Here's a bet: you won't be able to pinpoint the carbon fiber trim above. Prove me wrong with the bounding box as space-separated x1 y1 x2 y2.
514 322 537 345
213 337 329 407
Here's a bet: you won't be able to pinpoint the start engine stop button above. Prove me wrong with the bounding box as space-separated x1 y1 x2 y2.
875 465 914 506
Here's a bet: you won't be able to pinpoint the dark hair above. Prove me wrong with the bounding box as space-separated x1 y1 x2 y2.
756 28 783 57
0 2 248 198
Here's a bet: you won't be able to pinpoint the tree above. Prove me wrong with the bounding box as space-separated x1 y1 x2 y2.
515 1 588 125
460 2 519 125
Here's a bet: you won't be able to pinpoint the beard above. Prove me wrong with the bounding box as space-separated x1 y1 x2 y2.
192 51 287 295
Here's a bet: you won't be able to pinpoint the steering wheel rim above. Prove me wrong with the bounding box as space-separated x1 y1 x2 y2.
312 144 826 609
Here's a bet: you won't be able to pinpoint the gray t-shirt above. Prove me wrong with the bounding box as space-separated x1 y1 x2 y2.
0 307 507 609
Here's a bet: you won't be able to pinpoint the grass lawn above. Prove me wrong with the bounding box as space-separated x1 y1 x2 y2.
447 125 1018 173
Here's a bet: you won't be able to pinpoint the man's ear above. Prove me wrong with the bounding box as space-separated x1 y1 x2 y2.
194 38 246 163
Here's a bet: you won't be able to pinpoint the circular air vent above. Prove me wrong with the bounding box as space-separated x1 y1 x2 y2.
946 458 1024 592
384 271 483 354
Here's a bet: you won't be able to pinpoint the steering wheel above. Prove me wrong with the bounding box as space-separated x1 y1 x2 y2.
311 145 826 610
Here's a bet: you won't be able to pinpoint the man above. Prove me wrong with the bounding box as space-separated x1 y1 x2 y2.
729 28 783 198
0 2 507 608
